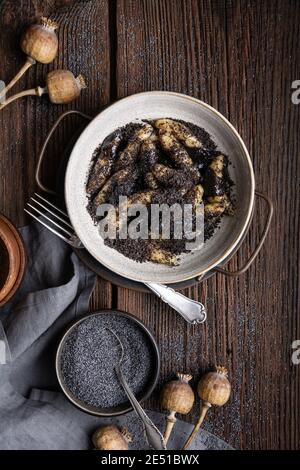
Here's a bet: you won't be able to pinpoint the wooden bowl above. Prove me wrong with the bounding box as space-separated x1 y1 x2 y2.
0 215 26 307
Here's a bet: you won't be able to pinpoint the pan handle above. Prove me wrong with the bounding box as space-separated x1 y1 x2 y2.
213 191 273 277
35 110 92 195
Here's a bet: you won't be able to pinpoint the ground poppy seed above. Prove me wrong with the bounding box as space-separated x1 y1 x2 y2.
60 313 155 409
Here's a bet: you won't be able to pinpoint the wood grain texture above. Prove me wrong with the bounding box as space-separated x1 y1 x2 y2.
0 0 111 221
0 0 113 309
0 0 299 450
115 0 300 450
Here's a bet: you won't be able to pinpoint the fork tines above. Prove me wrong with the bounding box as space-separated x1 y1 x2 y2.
25 193 82 248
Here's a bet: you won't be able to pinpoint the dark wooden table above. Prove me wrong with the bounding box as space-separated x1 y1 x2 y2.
0 0 299 450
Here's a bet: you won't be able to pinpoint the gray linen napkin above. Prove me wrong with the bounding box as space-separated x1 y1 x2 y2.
0 222 232 450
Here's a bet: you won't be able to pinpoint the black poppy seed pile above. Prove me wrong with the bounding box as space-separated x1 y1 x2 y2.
60 313 155 409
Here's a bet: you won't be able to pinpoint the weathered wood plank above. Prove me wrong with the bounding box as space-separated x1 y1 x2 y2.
0 0 113 311
0 0 111 222
115 0 300 449
0 0 299 450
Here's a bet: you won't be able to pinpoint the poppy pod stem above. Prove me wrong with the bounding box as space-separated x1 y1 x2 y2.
0 87 46 110
182 402 211 450
0 57 36 101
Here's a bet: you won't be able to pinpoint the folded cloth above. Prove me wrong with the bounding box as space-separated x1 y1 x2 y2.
0 222 96 449
0 222 232 450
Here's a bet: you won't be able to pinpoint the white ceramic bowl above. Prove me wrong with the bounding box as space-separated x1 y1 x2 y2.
65 92 255 284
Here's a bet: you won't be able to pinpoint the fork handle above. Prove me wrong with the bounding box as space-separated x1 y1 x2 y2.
144 282 207 324
35 110 92 195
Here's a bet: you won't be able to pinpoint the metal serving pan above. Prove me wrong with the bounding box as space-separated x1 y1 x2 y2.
36 93 273 289
64 92 266 284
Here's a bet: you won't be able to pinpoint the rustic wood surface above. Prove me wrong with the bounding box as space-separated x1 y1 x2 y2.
0 0 299 450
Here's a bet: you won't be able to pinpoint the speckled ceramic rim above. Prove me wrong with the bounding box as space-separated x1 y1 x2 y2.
65 91 255 283
55 310 161 417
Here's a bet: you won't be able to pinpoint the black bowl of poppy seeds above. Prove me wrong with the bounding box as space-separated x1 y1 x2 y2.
56 310 160 416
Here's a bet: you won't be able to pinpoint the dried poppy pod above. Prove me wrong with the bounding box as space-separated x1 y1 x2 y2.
92 425 132 451
46 70 86 104
0 17 58 101
0 70 86 110
21 17 58 64
182 366 231 450
161 373 195 444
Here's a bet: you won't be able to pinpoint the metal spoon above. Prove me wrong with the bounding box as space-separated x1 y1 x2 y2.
108 328 167 450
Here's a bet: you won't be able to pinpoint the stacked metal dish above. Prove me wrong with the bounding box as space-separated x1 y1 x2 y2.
64 92 271 285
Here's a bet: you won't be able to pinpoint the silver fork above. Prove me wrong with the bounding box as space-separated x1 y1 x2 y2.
24 193 83 249
25 193 206 324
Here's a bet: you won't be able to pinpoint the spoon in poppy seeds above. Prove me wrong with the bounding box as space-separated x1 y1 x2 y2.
107 328 166 450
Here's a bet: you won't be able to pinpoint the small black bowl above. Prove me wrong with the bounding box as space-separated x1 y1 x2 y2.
55 309 160 417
